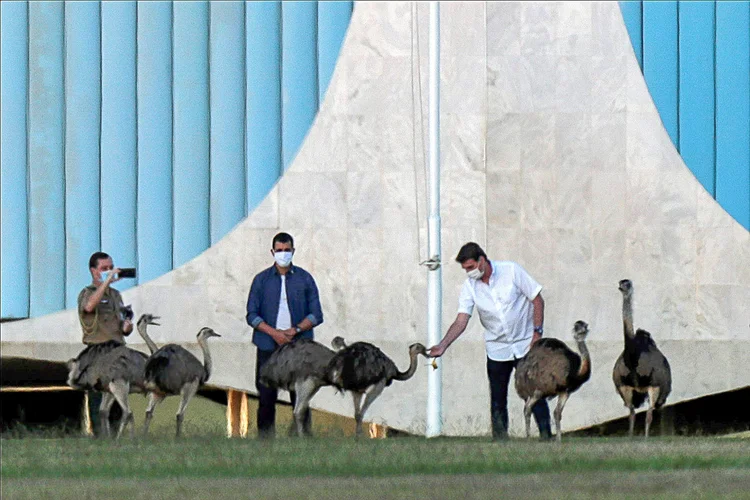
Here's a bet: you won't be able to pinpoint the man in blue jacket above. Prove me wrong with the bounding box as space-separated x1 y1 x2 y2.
246 232 324 438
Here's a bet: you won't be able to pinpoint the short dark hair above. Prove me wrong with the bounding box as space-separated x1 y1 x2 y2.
272 232 294 249
89 252 111 269
455 242 487 264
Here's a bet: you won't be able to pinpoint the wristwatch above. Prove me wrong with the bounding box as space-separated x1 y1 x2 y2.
534 326 543 335
295 326 302 334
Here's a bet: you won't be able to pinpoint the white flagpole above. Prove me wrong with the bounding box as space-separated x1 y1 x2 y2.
426 0 442 438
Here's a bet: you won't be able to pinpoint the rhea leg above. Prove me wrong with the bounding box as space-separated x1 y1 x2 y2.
175 380 200 438
99 392 117 438
109 381 134 439
357 381 386 437
143 392 165 436
351 392 364 436
292 379 320 437
618 386 636 437
553 392 570 442
645 386 661 438
523 391 543 439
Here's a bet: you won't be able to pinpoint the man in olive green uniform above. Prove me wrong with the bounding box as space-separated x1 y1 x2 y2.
75 251 133 436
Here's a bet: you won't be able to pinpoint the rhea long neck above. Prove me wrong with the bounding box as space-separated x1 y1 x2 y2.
198 336 213 381
138 323 159 354
622 293 635 342
575 338 591 381
394 350 421 381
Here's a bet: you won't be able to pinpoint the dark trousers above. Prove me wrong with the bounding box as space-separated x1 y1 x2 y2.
256 348 311 438
487 357 551 439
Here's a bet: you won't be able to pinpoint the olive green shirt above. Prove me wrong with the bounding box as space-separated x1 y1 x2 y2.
77 285 127 345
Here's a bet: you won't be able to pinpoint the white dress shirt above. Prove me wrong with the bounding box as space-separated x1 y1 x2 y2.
457 260 542 361
275 275 292 330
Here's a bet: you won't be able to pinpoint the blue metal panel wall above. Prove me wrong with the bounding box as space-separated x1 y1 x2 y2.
621 1 750 230
65 1 102 308
282 1 319 170
246 1 282 212
101 2 138 289
1 1 30 318
172 1 211 267
715 1 750 229
643 1 679 147
28 2 66 316
620 1 643 71
317 1 353 105
137 1 173 284
209 1 246 244
678 1 715 196
1 1 353 318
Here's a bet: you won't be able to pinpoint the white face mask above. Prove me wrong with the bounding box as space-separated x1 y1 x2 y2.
274 250 293 268
466 263 484 280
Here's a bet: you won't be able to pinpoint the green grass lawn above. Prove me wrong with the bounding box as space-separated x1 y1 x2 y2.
2 435 749 499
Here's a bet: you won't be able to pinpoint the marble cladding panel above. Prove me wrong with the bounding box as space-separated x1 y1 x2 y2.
442 57 487 116
485 227 521 264
243 187 280 228
486 170 521 228
586 284 626 342
347 2 412 58
522 53 559 112
441 2 486 59
347 226 384 259
520 112 556 171
345 284 383 336
379 113 421 172
520 169 556 228
553 160 592 229
519 229 557 286
555 2 593 57
279 172 347 230
486 113 521 171
342 56 413 118
442 113 486 173
290 114 349 173
347 170 382 228
590 173 627 227
553 229 594 285
440 168 486 229
590 55 628 114
555 56 592 113
591 229 628 287
542 282 594 336
733 225 750 285
697 187 736 229
657 284 698 341
487 56 528 116
486 1 521 57
591 112 627 172
696 227 740 285
520 2 557 56
591 2 632 58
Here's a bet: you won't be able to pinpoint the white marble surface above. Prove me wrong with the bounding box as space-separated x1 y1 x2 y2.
3 1 748 437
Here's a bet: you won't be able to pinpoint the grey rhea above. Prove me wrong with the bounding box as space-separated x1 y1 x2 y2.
515 320 592 442
66 340 150 439
326 337 428 436
143 326 221 437
612 279 672 438
258 338 337 437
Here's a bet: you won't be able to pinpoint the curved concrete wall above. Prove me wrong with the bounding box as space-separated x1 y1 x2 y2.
2 2 748 437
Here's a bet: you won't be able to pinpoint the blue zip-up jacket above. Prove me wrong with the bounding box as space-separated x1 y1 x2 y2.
246 264 323 351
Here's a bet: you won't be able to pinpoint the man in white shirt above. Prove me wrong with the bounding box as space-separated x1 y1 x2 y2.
427 242 552 440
